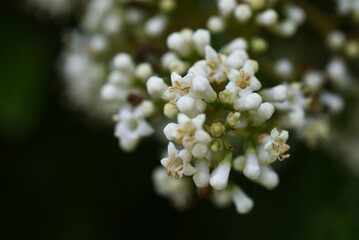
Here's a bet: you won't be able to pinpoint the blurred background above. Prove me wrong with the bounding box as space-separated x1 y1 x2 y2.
1 1 359 239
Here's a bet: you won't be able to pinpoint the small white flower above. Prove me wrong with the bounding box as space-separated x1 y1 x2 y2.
161 142 197 179
226 63 261 95
193 159 211 187
260 84 289 102
176 95 197 116
135 63 153 82
152 167 193 210
163 123 178 141
146 76 168 98
114 105 154 152
256 165 279 190
167 32 192 57
326 58 350 88
234 93 262 111
231 187 254 214
234 4 252 23
204 45 228 83
320 91 344 113
285 4 306 24
256 9 278 26
327 30 346 50
243 151 261 180
222 38 248 54
252 102 275 125
163 72 193 102
264 128 290 161
191 75 217 102
144 15 167 37
274 58 293 79
175 113 212 150
218 0 237 17
210 156 231 190
192 29 211 55
163 103 179 119
112 53 134 72
302 71 325 92
207 16 225 33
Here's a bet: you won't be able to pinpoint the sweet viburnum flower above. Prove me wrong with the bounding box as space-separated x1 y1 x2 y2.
164 113 212 152
114 101 155 152
160 142 197 179
163 72 192 103
264 128 290 162
226 62 262 96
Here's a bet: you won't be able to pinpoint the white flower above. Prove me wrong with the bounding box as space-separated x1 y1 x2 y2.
260 84 289 102
285 4 306 25
163 72 193 102
256 9 278 26
226 63 261 95
252 102 275 125
218 0 237 17
327 31 346 50
320 91 344 113
193 159 211 187
274 59 293 79
152 167 193 210
114 105 154 152
207 15 225 33
234 4 252 23
231 187 254 214
146 76 168 98
167 31 192 57
264 128 290 161
210 156 232 190
135 63 153 82
326 58 351 88
175 113 212 150
176 95 197 116
243 151 261 180
256 165 279 190
192 29 211 55
222 38 248 54
112 53 135 72
161 142 197 179
144 15 167 37
191 75 217 102
234 93 262 111
204 45 228 83
302 70 325 92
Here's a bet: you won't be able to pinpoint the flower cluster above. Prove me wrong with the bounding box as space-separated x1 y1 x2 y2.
29 0 359 214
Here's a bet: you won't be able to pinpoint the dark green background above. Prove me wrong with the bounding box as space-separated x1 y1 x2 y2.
1 1 358 239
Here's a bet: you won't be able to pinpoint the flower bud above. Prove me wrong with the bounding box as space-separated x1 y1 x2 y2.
252 102 275 125
231 187 254 214
207 16 225 33
234 93 262 111
210 122 225 137
163 103 178 119
210 159 231 190
234 4 252 23
192 29 211 55
193 160 210 188
135 63 153 82
146 76 168 98
243 151 260 180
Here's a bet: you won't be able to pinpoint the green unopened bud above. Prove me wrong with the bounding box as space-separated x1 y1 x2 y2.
210 122 225 137
211 138 224 152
